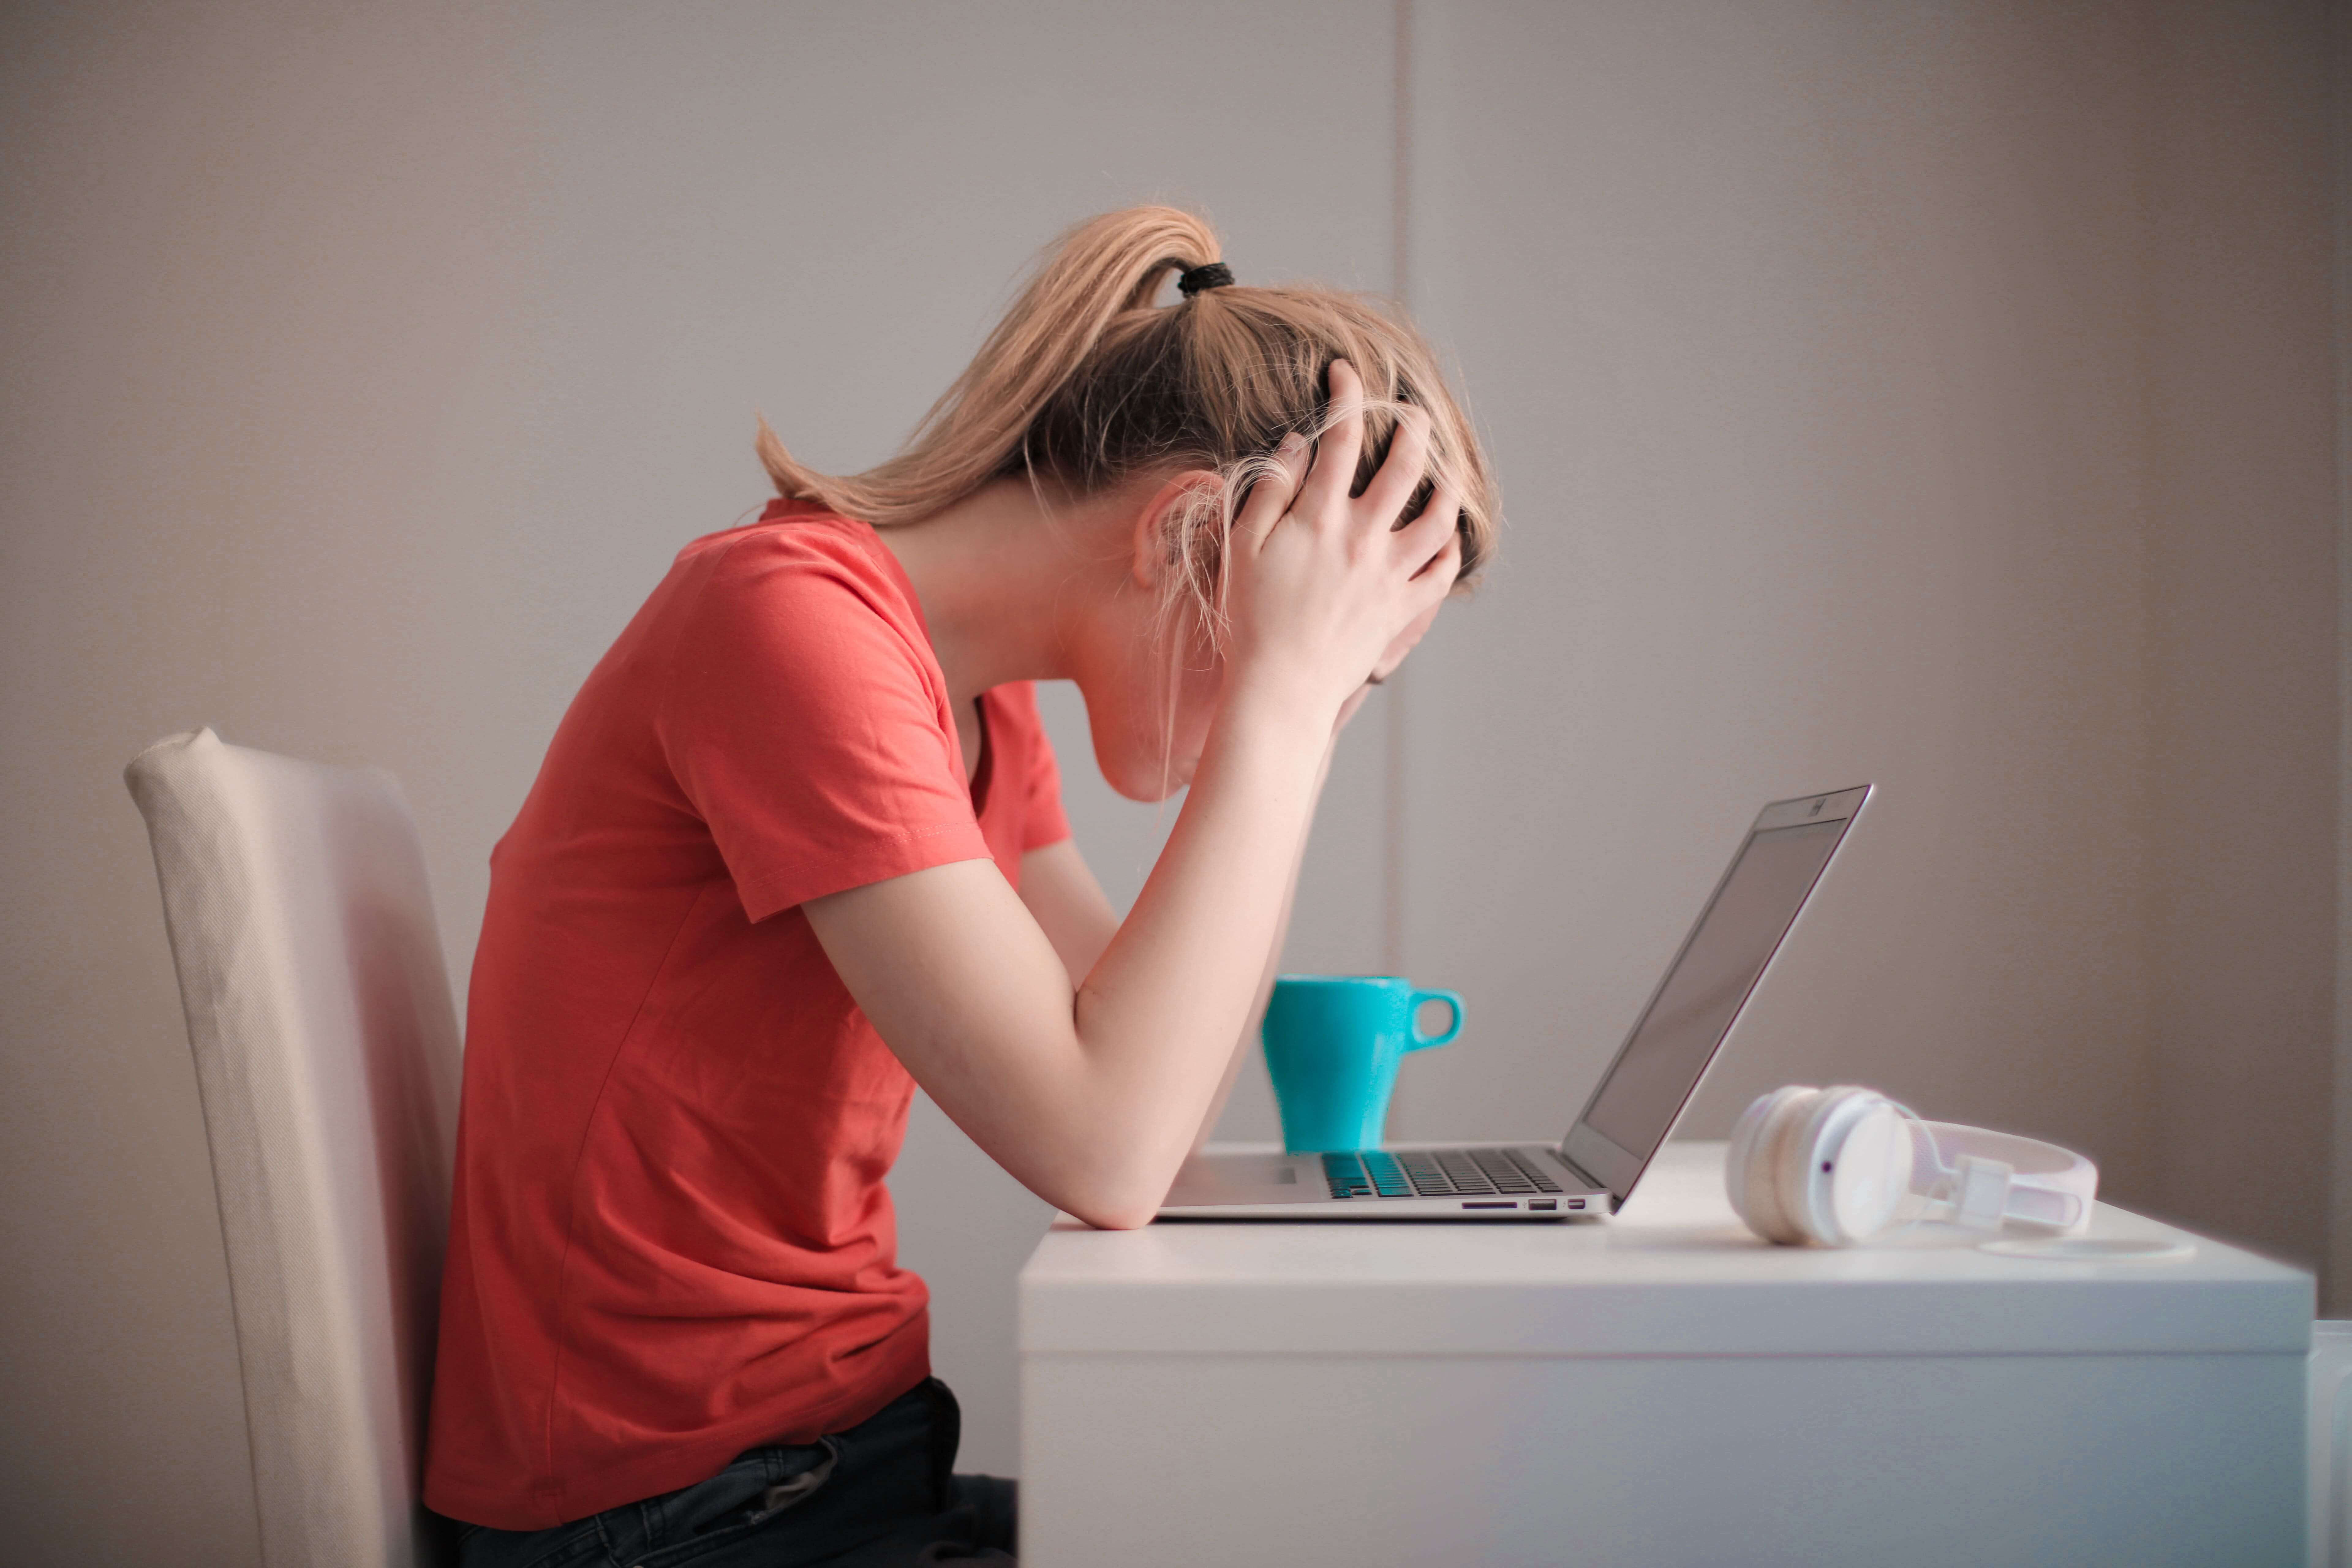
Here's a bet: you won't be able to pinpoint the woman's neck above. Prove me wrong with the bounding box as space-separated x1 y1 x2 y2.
870 475 1135 711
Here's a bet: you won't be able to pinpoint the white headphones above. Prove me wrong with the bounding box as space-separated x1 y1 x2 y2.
1725 1085 2098 1247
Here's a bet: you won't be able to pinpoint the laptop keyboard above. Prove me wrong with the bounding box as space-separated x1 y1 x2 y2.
1320 1147 1565 1200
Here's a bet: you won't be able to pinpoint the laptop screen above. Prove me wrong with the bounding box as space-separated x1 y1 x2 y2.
1562 791 1864 1204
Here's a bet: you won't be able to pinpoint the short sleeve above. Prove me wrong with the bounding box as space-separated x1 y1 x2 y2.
659 530 991 921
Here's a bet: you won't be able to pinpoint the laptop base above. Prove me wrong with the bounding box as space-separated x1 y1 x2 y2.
1156 1141 1603 1221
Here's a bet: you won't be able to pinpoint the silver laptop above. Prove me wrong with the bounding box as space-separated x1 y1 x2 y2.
1157 785 1871 1220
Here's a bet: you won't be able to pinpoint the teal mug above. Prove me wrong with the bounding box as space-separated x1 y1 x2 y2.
1261 975 1466 1154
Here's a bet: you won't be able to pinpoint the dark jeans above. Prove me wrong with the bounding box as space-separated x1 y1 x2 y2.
448 1378 1016 1568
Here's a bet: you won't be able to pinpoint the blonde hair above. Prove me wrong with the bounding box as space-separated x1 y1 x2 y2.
756 205 1497 646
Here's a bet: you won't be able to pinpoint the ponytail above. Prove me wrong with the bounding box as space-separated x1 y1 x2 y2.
758 205 1498 626
758 209 1222 524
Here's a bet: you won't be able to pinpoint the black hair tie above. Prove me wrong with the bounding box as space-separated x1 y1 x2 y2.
1176 262 1234 298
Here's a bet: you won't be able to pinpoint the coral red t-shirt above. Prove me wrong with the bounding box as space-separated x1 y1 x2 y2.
423 501 1070 1531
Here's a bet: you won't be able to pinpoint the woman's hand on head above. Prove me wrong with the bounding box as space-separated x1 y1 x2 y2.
1223 359 1463 727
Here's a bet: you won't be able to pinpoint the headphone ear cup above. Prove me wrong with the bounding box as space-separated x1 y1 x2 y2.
1829 1104 1913 1243
1724 1090 1777 1236
1728 1087 1819 1245
1778 1086 1858 1244
1793 1088 1913 1246
1724 1089 1785 1234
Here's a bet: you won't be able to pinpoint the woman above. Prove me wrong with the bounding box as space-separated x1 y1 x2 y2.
425 206 1498 1566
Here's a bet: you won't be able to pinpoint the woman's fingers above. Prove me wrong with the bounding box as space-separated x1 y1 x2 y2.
1355 403 1434 530
1408 526 1464 602
1293 358 1367 526
1217 359 1462 725
1394 477 1462 574
1233 432 1309 555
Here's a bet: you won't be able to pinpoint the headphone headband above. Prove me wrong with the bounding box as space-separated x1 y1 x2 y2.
1911 1119 2097 1231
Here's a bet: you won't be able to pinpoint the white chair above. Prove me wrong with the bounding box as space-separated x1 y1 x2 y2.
126 728 462 1568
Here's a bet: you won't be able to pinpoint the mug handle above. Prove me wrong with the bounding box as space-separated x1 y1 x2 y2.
1406 989 1465 1052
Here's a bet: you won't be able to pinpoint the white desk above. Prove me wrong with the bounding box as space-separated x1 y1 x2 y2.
1019 1142 2312 1567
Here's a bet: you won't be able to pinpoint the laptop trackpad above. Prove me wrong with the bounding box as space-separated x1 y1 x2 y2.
1207 1153 1295 1185
1171 1152 1300 1197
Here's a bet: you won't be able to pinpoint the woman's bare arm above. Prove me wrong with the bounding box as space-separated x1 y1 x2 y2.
805 701 1325 1227
1017 840 1118 985
1020 783 1313 1161
1187 652 1431 1156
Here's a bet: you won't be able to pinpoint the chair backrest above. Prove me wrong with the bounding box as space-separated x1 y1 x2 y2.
126 729 461 1568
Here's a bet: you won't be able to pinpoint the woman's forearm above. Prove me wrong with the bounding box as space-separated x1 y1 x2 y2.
1187 731 1332 1157
1064 679 1333 1218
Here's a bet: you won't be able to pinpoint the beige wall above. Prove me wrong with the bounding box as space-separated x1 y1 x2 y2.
1397 1 2166 1198
0 2 2335 1562
3 8 539 1563
2142 0 2338 1283
1393 0 2338 1274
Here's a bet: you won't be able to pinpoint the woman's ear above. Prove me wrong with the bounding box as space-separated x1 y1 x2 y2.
1127 469 1224 590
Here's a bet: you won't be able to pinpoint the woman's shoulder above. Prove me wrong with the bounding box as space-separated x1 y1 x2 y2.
680 501 889 576
642 502 940 707
670 504 920 627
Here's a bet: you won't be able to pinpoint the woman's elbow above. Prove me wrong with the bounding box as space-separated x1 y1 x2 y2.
1067 1198 1159 1231
1042 1155 1174 1231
